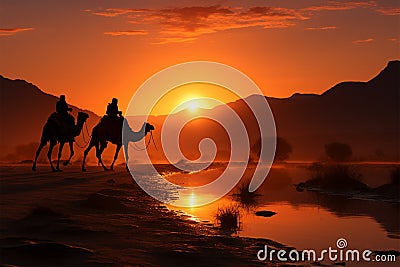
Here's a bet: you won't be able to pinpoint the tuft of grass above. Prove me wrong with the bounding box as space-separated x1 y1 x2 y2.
215 205 241 233
232 182 260 210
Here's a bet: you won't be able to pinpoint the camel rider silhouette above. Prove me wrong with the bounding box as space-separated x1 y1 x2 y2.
56 95 74 136
106 98 122 118
103 98 123 140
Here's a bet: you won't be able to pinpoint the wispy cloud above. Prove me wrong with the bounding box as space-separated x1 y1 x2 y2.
0 27 34 36
304 1 377 12
153 36 198 45
352 38 374 44
87 1 398 44
104 30 147 36
305 26 337 30
375 7 400 16
388 37 399 43
142 5 308 43
85 8 145 17
88 5 308 43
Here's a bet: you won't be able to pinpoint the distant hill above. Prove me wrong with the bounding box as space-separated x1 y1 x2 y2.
1 60 399 163
260 60 399 161
0 76 101 162
144 60 399 162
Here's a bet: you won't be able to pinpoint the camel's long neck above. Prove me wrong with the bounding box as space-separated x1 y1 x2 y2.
125 123 147 143
73 118 85 137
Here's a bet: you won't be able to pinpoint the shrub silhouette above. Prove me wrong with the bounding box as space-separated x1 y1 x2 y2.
390 167 400 185
325 142 352 162
252 137 292 162
232 182 260 210
215 205 240 233
307 165 366 191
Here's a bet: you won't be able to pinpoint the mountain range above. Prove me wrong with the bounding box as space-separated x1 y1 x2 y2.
0 60 398 163
0 77 101 162
142 60 399 163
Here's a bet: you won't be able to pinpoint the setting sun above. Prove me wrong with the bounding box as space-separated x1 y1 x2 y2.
187 101 198 112
178 98 215 113
148 82 240 116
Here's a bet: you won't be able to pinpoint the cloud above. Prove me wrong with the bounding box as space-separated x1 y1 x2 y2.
304 1 377 12
87 1 397 44
86 5 309 43
305 26 337 30
123 5 308 43
104 30 147 36
388 37 399 43
376 7 400 16
352 38 374 44
152 37 198 45
305 1 400 16
0 27 34 36
86 8 145 17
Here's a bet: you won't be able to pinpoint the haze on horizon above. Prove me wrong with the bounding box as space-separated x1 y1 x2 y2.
1 0 399 115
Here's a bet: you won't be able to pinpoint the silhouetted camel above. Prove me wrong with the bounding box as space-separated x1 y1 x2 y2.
82 117 154 171
32 112 89 172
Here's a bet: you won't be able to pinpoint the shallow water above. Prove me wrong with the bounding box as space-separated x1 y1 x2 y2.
132 163 400 265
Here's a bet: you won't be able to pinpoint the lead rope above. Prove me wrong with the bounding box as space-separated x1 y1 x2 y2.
85 122 91 138
150 131 158 151
132 130 157 151
75 121 92 148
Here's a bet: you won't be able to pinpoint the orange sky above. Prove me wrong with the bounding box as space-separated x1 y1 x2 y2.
1 0 399 115
149 83 239 115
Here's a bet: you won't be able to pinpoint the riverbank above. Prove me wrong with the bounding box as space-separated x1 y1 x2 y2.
0 165 296 266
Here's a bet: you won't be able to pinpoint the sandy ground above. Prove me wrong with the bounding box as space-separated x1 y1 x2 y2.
0 165 297 267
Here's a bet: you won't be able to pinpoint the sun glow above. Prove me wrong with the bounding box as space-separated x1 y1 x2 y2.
188 101 198 112
179 98 214 113
149 82 240 116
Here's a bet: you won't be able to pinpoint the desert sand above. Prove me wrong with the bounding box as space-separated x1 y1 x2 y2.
0 165 296 267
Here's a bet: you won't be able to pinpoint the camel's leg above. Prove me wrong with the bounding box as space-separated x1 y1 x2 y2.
47 140 57 172
110 144 122 171
63 141 74 166
123 143 130 172
32 141 46 171
95 142 100 166
82 140 96 172
97 142 109 171
56 142 65 171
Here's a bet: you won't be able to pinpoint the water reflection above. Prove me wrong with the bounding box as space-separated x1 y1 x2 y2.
231 182 261 210
164 163 399 254
171 190 219 207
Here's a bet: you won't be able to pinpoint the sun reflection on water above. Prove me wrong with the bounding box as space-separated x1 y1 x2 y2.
188 191 196 207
